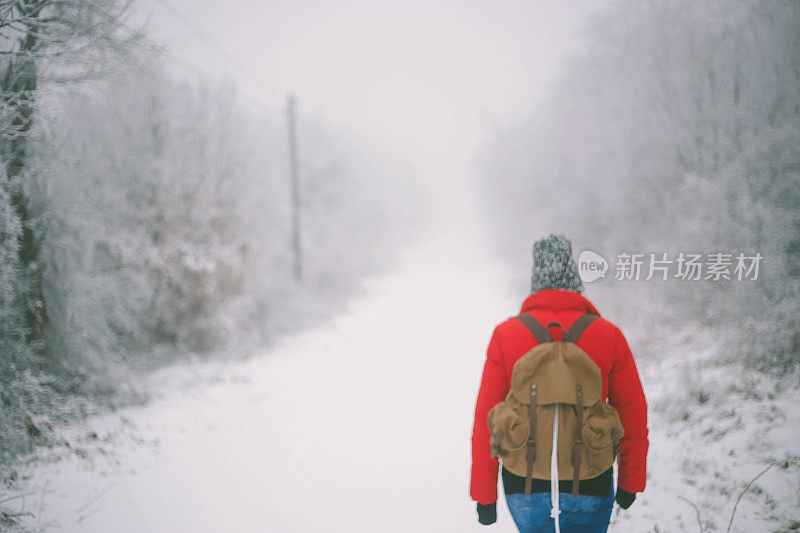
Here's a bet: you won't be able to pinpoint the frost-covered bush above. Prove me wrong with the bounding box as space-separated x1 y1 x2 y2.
25 60 417 378
30 69 262 372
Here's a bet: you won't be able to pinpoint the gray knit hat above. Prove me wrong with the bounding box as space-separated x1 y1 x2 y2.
531 234 584 293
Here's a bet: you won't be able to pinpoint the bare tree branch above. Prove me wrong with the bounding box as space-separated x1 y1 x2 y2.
726 463 775 533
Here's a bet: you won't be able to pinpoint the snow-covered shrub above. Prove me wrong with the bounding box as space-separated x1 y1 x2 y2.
29 67 271 372
25 59 418 378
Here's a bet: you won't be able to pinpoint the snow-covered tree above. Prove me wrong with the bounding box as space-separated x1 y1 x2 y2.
1 0 141 360
0 0 142 473
478 0 800 369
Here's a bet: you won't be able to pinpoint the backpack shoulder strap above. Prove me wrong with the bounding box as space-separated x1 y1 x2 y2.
516 313 553 344
563 314 598 343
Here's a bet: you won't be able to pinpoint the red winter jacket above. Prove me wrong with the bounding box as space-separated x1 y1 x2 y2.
470 288 649 505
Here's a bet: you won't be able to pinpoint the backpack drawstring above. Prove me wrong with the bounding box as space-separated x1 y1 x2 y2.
550 404 561 532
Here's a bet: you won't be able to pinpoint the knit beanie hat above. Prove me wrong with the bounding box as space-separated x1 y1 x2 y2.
531 234 584 293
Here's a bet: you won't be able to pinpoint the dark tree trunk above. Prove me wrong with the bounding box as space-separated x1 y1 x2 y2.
2 2 48 359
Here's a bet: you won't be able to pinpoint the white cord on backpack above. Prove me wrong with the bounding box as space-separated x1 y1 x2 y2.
550 403 561 533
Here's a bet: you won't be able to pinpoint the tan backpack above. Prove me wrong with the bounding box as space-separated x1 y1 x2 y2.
487 313 624 497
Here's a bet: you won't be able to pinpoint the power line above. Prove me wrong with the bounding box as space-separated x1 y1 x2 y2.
157 49 273 111
86 0 273 111
87 2 208 79
151 0 280 104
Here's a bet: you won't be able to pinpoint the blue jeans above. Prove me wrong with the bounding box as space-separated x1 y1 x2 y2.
505 490 615 533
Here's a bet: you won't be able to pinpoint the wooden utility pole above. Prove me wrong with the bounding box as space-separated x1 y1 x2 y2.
287 93 302 281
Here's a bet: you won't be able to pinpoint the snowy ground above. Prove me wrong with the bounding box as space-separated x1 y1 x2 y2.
6 217 800 532
617 340 800 533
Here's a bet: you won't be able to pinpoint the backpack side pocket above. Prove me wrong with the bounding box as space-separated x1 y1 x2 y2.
487 398 530 458
581 402 625 477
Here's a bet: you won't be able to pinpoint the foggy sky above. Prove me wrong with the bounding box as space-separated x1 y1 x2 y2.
132 0 608 224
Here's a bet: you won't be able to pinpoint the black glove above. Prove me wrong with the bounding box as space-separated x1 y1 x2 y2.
477 502 497 525
615 489 636 509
